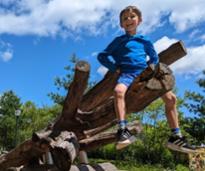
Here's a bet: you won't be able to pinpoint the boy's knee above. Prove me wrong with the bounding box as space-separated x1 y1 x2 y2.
114 86 126 98
162 92 177 106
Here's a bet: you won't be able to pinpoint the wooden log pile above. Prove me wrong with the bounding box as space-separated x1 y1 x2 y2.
0 41 187 171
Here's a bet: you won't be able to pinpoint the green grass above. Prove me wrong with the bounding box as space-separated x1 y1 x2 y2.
89 159 189 171
113 160 166 171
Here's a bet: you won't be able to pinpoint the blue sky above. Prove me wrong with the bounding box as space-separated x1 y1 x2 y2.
0 0 205 111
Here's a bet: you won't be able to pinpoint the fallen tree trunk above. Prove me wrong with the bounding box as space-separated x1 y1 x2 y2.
75 63 174 129
79 121 142 151
0 131 79 171
0 41 187 170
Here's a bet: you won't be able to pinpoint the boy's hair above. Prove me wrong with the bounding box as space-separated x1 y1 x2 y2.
119 6 142 24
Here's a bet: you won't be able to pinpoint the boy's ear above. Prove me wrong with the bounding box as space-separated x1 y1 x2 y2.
137 18 142 26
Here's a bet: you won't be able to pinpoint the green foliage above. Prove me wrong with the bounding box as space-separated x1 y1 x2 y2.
0 90 21 149
113 160 166 171
185 70 205 117
19 101 62 141
0 91 62 150
184 70 205 144
175 164 190 171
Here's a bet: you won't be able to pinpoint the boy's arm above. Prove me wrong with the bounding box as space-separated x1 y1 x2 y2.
97 51 117 72
145 39 159 65
97 37 119 72
144 39 159 77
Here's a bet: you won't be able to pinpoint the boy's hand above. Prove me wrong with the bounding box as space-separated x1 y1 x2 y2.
140 64 157 81
116 68 121 74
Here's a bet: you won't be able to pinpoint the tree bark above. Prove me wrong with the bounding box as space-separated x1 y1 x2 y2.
0 140 44 171
79 121 142 151
75 63 174 130
159 40 187 65
53 61 90 134
0 41 187 170
0 131 79 171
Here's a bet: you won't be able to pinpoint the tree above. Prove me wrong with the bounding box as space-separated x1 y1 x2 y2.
19 101 61 142
0 90 21 150
183 70 205 144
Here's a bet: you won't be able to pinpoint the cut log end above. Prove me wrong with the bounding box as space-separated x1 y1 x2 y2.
50 131 80 171
178 40 187 55
146 63 175 91
75 61 90 72
159 41 187 65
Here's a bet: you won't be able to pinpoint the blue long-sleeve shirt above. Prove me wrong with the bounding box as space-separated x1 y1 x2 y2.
97 34 159 73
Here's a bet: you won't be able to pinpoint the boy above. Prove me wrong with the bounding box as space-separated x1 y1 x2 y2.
97 6 158 149
98 5 196 152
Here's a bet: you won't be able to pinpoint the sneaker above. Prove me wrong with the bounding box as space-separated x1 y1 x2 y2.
116 128 136 150
167 135 197 153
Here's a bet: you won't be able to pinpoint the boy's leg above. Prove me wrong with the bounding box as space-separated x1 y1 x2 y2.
114 83 128 122
162 91 196 153
161 91 179 132
114 75 136 150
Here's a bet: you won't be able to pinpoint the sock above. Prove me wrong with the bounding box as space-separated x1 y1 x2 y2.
118 120 127 129
171 128 182 137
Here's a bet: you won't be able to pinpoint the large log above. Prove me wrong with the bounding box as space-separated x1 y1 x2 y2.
75 63 174 130
49 131 79 171
159 41 187 65
0 41 187 170
0 140 43 171
0 131 79 171
79 121 142 151
52 61 90 134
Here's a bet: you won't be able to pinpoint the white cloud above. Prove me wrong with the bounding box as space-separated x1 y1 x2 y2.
1 50 13 62
0 0 205 37
171 45 205 75
0 40 13 62
200 34 205 41
154 36 178 53
168 0 205 32
97 66 108 76
0 0 115 36
155 36 205 76
189 29 201 39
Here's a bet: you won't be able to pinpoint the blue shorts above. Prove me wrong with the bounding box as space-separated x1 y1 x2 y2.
117 72 141 87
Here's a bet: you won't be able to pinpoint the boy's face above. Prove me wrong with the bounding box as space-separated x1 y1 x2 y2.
120 10 141 35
